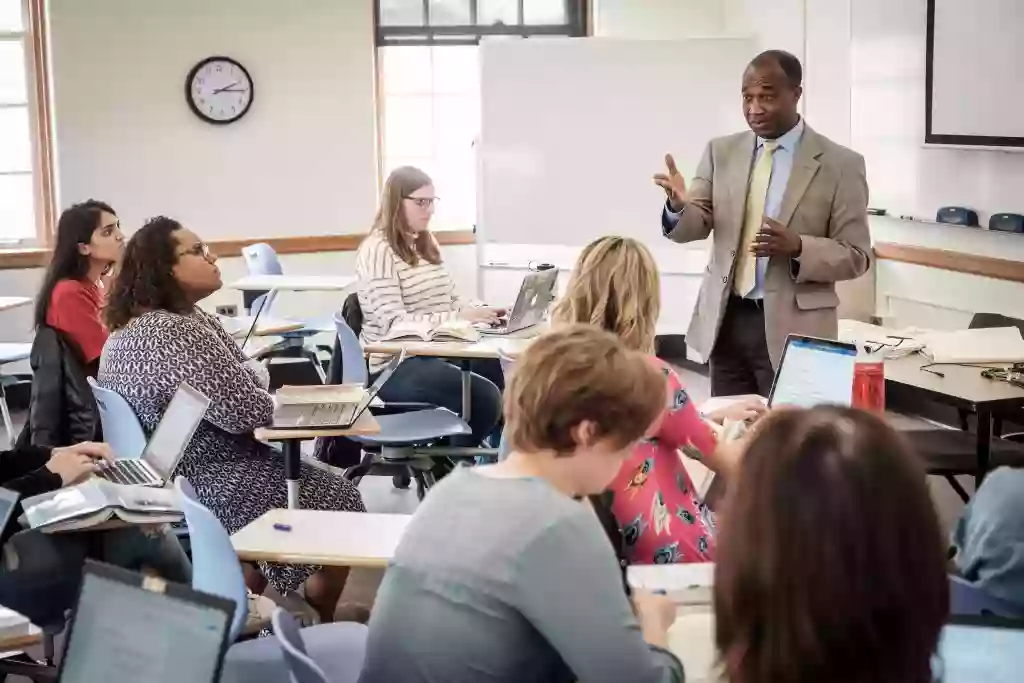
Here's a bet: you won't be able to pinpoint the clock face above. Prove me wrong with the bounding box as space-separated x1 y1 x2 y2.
185 57 254 124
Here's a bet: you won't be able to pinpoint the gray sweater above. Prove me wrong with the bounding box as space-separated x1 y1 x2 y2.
358 467 685 683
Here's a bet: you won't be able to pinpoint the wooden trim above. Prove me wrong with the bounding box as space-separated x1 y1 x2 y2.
874 242 1024 284
25 0 56 246
0 230 477 269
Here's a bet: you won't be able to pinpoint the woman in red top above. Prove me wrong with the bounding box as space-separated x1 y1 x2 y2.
34 200 124 373
551 236 765 565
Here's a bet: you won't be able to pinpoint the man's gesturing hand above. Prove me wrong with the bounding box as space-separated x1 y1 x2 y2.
751 217 802 257
653 154 688 212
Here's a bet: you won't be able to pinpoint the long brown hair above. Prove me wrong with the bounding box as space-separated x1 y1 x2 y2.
714 406 948 683
550 236 660 354
373 166 441 266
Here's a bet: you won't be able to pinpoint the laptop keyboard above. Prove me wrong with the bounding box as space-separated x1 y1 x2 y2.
98 459 160 486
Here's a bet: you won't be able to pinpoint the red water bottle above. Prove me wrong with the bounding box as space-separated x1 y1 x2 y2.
852 351 885 413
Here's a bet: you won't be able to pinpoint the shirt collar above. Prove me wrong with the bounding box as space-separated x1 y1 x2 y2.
757 117 805 153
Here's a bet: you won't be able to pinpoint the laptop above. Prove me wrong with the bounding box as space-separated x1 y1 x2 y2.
479 268 558 336
0 486 18 533
57 560 234 683
934 614 1024 682
767 334 859 408
272 349 406 429
97 382 211 487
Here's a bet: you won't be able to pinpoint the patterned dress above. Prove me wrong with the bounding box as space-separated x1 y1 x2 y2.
608 358 717 565
98 308 366 592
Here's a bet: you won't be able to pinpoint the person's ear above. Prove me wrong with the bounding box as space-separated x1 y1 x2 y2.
793 85 803 103
77 243 91 257
570 420 599 450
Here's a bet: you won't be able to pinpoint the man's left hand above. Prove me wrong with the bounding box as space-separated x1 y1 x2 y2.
750 217 802 257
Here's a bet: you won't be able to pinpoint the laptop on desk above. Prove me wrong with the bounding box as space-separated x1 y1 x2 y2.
272 350 406 430
479 268 558 336
57 560 234 683
767 334 859 408
96 382 211 487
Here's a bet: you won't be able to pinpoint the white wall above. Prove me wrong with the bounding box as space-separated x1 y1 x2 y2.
48 0 379 240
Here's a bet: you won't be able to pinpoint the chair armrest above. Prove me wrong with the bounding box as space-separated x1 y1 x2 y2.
1003 432 1024 443
372 402 439 416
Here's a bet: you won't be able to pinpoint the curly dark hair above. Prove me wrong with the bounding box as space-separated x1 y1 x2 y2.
104 216 193 331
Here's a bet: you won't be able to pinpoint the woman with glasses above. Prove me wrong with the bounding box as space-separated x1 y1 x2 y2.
98 217 367 623
355 166 505 446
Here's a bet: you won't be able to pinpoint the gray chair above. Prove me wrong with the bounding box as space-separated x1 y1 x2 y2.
273 609 339 683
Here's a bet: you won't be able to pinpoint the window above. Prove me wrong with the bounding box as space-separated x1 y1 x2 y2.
375 0 587 231
0 0 52 245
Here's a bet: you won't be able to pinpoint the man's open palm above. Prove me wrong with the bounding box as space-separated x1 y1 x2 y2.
653 154 688 211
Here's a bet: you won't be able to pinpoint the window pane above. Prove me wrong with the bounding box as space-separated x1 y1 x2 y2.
477 0 518 26
380 46 433 95
432 45 478 94
429 0 470 26
0 40 28 105
383 95 435 159
0 105 32 173
380 0 425 27
0 173 36 240
524 0 566 25
0 1 24 32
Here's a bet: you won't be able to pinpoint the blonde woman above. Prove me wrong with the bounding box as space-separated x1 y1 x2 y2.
355 166 504 444
551 236 763 565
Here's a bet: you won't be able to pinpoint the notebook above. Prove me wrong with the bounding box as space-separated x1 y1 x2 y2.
57 561 235 683
920 327 1024 364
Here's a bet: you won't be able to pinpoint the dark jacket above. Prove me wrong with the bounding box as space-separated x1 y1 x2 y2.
0 444 60 498
16 326 100 450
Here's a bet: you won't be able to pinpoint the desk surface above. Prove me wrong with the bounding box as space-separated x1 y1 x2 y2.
0 296 31 313
228 274 357 292
669 606 716 683
255 410 381 441
0 624 42 651
231 509 410 567
221 315 305 338
364 328 538 360
885 355 1024 408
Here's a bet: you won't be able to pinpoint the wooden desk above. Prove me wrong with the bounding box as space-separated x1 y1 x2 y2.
0 624 42 651
228 274 357 292
0 297 31 313
256 411 381 509
231 509 410 568
885 355 1024 483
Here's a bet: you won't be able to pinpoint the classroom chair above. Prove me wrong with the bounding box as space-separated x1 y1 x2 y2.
174 477 368 683
949 575 1024 618
273 608 365 683
332 309 473 500
86 377 147 459
0 342 31 447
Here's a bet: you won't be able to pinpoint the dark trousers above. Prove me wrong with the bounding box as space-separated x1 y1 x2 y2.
709 296 775 397
376 356 505 445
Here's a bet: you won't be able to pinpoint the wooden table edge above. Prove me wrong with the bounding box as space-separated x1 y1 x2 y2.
0 627 43 651
232 548 391 568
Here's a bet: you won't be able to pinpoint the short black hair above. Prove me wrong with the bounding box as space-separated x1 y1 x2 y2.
748 50 803 88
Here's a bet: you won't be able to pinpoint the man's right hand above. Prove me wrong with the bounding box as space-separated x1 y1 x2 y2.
653 154 688 212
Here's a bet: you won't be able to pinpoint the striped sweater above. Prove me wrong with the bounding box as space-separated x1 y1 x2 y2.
355 230 463 352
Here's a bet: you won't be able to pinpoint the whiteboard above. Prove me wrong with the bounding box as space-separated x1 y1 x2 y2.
478 37 755 249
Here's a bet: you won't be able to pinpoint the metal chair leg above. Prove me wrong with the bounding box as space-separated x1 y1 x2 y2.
945 474 972 503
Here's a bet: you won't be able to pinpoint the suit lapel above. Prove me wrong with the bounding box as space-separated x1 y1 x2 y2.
777 126 823 227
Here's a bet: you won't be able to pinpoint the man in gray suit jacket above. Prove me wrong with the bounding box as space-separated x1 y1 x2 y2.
655 50 871 397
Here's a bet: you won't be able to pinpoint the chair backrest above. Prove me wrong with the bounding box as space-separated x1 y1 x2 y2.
334 310 368 387
86 377 147 459
342 293 364 338
949 574 1024 618
969 312 1024 339
242 243 285 276
496 351 516 461
272 608 330 683
175 477 248 641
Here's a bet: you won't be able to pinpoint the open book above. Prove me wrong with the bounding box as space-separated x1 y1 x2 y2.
21 479 182 533
380 320 480 343
275 384 367 406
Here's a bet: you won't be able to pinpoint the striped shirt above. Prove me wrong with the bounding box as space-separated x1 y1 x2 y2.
356 230 463 367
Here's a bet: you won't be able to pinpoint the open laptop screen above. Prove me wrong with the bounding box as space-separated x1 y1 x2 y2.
143 382 211 476
935 617 1024 682
59 563 232 683
769 336 858 408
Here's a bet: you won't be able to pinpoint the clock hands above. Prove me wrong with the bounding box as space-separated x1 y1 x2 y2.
212 81 246 94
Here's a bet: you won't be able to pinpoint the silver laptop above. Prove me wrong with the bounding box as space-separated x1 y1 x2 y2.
934 615 1024 682
767 334 859 408
97 382 211 487
480 268 558 336
272 350 406 430
58 561 234 683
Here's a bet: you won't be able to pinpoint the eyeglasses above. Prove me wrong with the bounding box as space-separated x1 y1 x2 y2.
404 196 440 208
177 242 212 259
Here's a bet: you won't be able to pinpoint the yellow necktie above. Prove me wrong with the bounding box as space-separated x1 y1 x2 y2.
734 140 778 296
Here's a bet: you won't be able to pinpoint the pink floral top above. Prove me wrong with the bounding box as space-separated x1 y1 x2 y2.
608 358 717 564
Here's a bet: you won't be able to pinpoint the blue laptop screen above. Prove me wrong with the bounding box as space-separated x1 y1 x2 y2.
935 621 1024 682
770 338 857 408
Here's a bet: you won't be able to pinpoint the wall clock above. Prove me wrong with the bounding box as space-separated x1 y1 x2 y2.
185 56 254 124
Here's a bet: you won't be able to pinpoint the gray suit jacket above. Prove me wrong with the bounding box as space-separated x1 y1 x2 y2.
665 124 871 367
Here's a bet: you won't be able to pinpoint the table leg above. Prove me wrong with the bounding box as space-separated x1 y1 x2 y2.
283 440 301 509
976 406 993 489
460 360 472 422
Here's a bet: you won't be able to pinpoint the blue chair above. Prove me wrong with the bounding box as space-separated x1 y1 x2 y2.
174 477 368 683
0 342 31 447
272 609 334 683
495 349 516 462
333 311 474 499
949 574 1024 618
241 243 337 335
86 377 147 459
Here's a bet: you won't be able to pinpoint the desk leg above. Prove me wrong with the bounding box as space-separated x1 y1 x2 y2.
976 407 993 489
460 360 472 422
283 440 301 509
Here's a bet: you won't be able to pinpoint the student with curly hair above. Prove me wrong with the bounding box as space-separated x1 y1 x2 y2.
99 217 366 622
